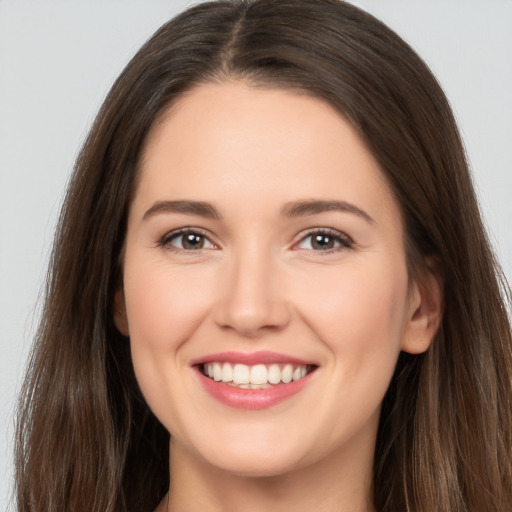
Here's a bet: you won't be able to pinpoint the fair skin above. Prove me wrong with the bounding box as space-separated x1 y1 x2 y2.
114 81 441 512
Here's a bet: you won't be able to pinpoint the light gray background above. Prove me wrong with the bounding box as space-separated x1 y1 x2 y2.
1 1 511 508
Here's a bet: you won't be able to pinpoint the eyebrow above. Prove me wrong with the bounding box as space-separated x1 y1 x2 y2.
281 199 375 224
142 198 374 224
143 200 222 220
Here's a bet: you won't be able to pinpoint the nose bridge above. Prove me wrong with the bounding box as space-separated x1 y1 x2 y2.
214 238 290 336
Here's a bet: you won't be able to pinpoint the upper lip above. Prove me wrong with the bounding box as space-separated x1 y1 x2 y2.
190 351 314 366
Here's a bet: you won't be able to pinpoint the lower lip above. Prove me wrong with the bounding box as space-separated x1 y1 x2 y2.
196 369 314 410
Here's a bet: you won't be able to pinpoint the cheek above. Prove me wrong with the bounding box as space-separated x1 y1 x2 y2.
123 259 212 353
291 258 409 445
293 256 409 370
122 257 217 431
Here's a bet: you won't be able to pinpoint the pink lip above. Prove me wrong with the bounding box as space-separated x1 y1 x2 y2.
196 370 315 410
191 351 317 410
190 350 312 366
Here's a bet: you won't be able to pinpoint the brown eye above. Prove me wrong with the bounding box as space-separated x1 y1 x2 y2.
311 233 336 250
162 229 215 251
181 232 205 250
296 230 352 251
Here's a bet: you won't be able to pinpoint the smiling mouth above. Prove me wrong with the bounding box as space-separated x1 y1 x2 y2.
201 362 316 389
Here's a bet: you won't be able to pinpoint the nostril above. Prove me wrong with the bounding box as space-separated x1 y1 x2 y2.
214 304 292 337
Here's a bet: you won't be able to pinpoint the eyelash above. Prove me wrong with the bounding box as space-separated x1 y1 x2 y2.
294 228 353 254
158 227 215 253
158 227 353 254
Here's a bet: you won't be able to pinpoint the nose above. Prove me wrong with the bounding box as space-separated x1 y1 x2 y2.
213 247 291 337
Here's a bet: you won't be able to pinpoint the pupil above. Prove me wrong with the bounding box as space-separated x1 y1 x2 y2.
313 234 333 250
183 233 203 249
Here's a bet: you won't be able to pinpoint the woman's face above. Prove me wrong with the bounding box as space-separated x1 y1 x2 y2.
116 81 433 477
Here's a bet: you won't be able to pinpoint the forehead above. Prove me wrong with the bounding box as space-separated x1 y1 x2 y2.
134 81 399 224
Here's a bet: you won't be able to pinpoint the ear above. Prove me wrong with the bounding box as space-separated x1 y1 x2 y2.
113 286 130 337
401 258 443 354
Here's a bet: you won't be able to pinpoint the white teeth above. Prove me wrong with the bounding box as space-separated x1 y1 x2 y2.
203 362 311 387
282 364 293 383
268 364 281 384
250 364 267 385
221 362 233 382
233 364 250 385
213 362 222 381
230 382 271 389
248 383 271 389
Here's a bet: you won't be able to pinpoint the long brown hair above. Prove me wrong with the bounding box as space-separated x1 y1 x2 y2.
15 1 512 511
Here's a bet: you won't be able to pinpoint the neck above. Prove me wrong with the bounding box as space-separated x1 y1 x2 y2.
162 434 377 512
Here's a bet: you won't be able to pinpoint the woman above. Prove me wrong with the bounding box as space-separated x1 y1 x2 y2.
15 1 512 511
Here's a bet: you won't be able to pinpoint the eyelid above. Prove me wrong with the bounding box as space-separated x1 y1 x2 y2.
157 226 353 253
292 227 354 252
159 226 218 252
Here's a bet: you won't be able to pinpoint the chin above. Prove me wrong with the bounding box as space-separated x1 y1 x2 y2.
207 452 304 479
189 434 310 478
